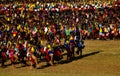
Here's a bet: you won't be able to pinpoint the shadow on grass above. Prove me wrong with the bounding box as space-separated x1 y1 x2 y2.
16 64 30 68
59 51 101 64
0 60 30 68
37 51 101 69
0 60 12 68
1 51 101 69
37 63 52 69
36 63 56 69
0 64 11 68
76 51 101 60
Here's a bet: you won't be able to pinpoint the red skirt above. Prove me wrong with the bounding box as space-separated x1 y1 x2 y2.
29 56 35 64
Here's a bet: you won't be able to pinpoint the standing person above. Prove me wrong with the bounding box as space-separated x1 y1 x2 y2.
63 38 72 61
69 35 75 59
17 41 26 65
103 26 109 40
75 26 80 39
27 45 39 69
75 26 81 40
43 44 54 65
75 26 84 56
109 24 114 40
99 24 103 40
1 45 7 67
8 45 16 68
53 36 63 63
113 26 118 39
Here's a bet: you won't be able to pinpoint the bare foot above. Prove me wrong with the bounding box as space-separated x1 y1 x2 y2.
49 61 53 66
30 66 33 69
12 65 15 69
36 64 39 68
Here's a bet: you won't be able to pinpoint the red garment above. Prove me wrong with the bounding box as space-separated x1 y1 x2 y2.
17 44 24 51
45 50 50 62
2 52 6 56
29 56 35 64
40 48 44 55
12 31 17 36
51 25 55 30
11 55 15 61
17 44 20 50
54 50 61 57
52 29 56 35
9 50 15 61
2 52 7 60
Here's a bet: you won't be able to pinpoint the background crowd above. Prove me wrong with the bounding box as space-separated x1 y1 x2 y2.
0 0 120 42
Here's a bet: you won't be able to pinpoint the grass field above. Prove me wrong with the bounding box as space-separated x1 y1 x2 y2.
0 40 120 76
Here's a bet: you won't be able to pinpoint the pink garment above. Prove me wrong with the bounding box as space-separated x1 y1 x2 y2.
9 50 14 58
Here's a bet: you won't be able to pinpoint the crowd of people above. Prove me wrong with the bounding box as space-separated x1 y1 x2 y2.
0 0 120 69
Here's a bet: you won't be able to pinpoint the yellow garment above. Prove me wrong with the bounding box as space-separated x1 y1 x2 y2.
31 47 35 52
29 4 35 11
17 25 21 30
66 40 69 44
70 36 73 40
89 1 92 4
13 34 16 37
46 22 49 25
40 40 43 44
72 27 74 31
47 45 51 49
7 17 10 21
22 14 24 18
19 7 22 10
104 28 108 32
24 27 27 32
67 3 70 7
99 28 102 32
8 41 11 45
48 48 52 51
52 43 56 47
28 44 31 47
19 41 22 44
30 38 33 41
27 30 30 34
7 26 9 31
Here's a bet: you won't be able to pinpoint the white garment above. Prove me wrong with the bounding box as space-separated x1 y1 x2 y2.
44 27 48 33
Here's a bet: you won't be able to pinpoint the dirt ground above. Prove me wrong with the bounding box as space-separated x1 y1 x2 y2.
0 40 120 76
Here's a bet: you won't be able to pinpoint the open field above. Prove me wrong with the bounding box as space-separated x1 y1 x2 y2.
0 40 120 76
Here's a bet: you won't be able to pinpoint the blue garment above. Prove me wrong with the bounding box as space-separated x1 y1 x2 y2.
76 41 85 49
76 36 80 41
98 24 102 28
0 31 2 35
64 43 69 48
48 50 53 55
70 40 74 43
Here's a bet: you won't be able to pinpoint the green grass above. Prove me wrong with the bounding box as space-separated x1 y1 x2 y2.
0 40 120 76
